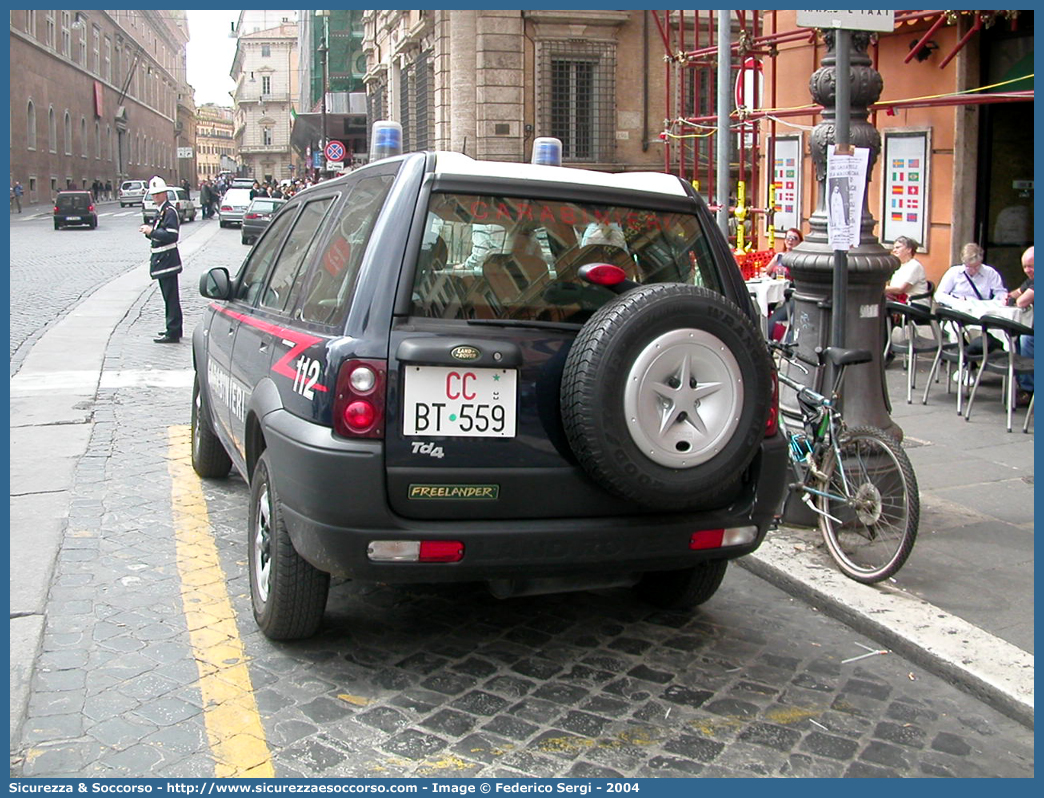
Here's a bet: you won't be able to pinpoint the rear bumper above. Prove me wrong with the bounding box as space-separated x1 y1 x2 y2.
262 407 788 583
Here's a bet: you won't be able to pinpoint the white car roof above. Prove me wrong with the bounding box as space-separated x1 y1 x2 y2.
431 152 688 198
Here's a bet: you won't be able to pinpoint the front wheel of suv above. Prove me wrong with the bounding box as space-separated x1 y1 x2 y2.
634 560 728 609
191 377 232 478
248 452 330 640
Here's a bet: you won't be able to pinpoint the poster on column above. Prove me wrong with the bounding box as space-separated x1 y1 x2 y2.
882 130 930 249
771 135 802 233
826 145 870 250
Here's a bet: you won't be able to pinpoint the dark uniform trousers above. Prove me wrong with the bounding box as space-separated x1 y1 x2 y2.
158 273 183 339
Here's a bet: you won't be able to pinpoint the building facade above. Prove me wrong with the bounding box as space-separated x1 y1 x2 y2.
749 10 1034 285
9 10 188 205
230 16 299 183
291 10 368 174
195 104 236 182
361 10 667 169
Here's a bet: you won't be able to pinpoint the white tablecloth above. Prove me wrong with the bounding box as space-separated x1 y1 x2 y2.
745 278 788 317
935 296 1033 328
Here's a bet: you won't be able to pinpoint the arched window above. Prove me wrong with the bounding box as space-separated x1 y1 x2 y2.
48 107 57 153
26 100 36 150
106 125 112 161
81 117 87 158
95 121 101 159
63 111 71 155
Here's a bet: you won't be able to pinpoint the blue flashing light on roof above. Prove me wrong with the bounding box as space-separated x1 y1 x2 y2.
531 137 563 167
370 120 403 162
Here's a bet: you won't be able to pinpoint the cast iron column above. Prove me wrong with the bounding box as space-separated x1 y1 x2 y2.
783 30 900 439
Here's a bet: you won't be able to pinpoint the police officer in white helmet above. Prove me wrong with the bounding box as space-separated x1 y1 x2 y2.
139 176 183 343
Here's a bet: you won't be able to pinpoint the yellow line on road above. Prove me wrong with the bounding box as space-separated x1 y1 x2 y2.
168 425 274 778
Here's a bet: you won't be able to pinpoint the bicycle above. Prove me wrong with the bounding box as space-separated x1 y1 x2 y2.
770 340 919 583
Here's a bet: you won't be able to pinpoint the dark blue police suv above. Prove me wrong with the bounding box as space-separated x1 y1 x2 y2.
192 149 787 639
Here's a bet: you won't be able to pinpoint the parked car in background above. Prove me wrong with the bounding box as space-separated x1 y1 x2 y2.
218 188 253 228
142 187 198 224
53 190 98 229
231 178 256 190
241 197 287 245
191 148 785 641
118 180 147 207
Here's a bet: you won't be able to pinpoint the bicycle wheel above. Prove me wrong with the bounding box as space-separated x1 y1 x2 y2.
816 426 919 583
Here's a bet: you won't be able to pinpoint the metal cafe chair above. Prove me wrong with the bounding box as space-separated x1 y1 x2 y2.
923 305 985 414
964 313 1035 433
885 299 942 404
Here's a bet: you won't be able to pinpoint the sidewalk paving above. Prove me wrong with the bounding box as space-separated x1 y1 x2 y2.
9 243 1034 745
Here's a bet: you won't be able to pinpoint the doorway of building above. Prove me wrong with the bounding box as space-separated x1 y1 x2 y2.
977 13 1033 287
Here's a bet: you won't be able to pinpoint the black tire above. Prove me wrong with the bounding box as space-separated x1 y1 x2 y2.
635 560 728 609
191 376 233 478
248 452 330 640
817 426 919 584
54 220 61 230
561 283 772 510
241 235 250 246
219 220 227 228
89 219 97 229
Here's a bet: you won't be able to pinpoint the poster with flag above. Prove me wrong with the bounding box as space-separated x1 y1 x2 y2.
882 130 929 247
770 135 802 233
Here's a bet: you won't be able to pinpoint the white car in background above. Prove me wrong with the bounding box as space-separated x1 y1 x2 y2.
142 187 197 224
118 180 147 207
218 188 253 228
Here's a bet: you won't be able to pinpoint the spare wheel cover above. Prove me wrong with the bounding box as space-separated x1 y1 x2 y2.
560 283 771 509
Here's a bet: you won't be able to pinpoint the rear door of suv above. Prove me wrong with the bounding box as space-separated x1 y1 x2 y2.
384 176 731 521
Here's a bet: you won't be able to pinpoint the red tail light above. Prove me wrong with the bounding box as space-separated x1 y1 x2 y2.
333 359 386 438
244 213 258 219
690 529 725 550
53 206 59 213
220 205 232 212
765 369 780 437
419 540 465 562
88 204 95 212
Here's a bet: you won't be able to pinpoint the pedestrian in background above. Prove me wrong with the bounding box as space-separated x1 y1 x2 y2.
885 236 930 306
12 180 23 212
1007 245 1034 406
199 180 213 220
935 242 1007 303
138 176 183 344
105 180 112 201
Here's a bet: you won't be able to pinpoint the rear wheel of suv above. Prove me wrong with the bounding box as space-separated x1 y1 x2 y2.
634 560 728 609
561 283 771 510
248 451 330 640
191 377 232 478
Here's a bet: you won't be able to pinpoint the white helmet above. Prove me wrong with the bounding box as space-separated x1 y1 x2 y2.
147 176 169 195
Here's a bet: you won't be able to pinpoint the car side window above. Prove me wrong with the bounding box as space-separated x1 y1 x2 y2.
297 175 394 327
258 198 335 314
233 209 297 305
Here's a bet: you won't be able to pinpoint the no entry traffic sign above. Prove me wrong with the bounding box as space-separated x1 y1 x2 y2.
324 140 346 162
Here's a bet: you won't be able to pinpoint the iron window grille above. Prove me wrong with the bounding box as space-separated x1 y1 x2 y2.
400 62 413 151
539 40 615 163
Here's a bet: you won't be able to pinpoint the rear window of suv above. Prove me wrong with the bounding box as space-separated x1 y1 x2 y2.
412 193 723 324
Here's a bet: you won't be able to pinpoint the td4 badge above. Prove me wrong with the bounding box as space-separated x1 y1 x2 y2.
411 441 445 459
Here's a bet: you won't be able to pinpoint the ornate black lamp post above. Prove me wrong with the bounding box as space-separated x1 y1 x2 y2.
784 30 901 440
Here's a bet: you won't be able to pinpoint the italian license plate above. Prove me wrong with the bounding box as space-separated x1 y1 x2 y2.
403 366 517 437
66 216 81 221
